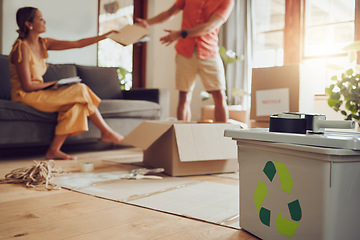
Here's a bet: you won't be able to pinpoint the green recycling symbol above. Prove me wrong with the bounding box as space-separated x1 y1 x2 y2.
254 161 302 237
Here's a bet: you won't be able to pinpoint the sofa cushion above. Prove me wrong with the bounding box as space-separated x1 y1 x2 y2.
0 100 57 122
76 65 123 99
43 63 77 82
0 55 11 100
98 99 161 119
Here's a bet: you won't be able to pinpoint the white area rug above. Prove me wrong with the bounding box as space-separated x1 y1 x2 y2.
51 170 240 229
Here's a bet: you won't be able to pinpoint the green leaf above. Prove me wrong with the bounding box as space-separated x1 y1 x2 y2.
329 92 341 100
346 114 353 120
331 75 338 81
118 67 130 80
219 46 243 66
341 110 348 116
342 41 360 52
353 114 360 120
328 98 339 107
350 104 357 113
345 101 351 111
334 101 342 109
325 84 335 96
346 68 354 76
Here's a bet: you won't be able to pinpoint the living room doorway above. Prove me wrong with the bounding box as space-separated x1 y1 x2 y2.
98 0 147 89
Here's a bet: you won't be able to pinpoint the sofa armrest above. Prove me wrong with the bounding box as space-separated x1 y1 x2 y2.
122 88 169 120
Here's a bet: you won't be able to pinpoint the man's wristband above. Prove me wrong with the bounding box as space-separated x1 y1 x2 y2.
180 30 188 39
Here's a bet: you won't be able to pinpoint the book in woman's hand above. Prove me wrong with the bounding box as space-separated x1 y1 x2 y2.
43 77 82 90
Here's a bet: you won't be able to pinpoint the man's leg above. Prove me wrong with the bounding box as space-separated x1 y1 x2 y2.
177 91 193 121
210 90 229 123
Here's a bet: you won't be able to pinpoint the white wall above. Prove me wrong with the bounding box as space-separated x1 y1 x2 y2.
145 0 209 121
1 0 98 65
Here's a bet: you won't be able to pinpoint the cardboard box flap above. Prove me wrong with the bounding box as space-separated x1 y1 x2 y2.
123 121 173 150
174 124 239 162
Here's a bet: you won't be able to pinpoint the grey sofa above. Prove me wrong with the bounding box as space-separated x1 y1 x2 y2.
0 54 169 150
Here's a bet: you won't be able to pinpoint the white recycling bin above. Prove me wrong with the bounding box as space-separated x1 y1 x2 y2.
224 128 360 240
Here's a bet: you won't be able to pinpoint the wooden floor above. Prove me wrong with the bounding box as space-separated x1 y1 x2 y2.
0 147 259 240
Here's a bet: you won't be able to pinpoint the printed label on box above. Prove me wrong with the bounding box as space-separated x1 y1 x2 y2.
256 88 289 116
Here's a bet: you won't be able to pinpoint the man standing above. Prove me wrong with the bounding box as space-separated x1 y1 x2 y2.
137 0 234 122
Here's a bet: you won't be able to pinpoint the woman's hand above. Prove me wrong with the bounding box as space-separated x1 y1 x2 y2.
136 18 149 28
103 30 119 38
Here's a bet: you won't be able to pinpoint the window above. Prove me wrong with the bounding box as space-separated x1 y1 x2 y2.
98 0 147 89
303 0 355 93
253 0 285 68
98 0 134 90
252 0 358 94
304 0 355 57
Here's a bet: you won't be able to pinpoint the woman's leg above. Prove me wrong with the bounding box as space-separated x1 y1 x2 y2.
89 108 124 144
45 134 76 160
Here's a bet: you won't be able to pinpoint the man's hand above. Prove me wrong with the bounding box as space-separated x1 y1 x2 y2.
160 29 181 46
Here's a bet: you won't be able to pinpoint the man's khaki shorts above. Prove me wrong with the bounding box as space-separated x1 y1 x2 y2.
175 51 226 92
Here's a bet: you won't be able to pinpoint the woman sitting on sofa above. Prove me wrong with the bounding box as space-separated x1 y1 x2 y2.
10 7 124 160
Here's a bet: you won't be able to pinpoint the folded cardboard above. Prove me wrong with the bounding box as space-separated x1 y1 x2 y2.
52 170 239 229
250 64 314 121
123 121 240 176
109 24 148 46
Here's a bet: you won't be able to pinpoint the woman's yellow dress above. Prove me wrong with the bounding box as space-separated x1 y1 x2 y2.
9 38 101 136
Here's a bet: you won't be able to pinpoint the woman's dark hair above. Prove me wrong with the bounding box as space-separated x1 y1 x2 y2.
16 7 38 39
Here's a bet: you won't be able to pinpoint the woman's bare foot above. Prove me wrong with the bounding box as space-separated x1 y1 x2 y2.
101 130 124 144
45 149 77 160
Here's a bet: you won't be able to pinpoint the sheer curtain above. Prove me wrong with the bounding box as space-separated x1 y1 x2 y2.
220 0 253 110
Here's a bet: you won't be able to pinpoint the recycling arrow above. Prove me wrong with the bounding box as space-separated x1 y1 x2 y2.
255 161 302 237
254 182 268 212
288 199 302 221
263 161 276 181
275 212 300 237
273 161 294 194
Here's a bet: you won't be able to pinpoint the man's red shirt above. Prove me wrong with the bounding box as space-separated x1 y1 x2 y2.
174 0 234 60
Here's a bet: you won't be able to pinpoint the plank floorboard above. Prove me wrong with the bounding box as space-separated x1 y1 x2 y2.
0 147 259 240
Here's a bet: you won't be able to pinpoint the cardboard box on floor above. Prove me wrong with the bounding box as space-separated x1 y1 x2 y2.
250 64 314 121
201 105 248 123
123 121 240 176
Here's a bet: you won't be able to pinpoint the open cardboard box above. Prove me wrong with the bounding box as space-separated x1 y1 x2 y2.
123 121 240 176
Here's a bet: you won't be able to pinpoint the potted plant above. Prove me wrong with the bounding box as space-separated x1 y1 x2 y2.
325 41 360 126
117 66 132 90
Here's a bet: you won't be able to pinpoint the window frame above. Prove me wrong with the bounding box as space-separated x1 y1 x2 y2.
132 0 147 88
284 0 360 65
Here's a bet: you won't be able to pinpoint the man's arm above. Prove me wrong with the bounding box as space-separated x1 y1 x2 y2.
136 5 181 28
160 14 225 46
